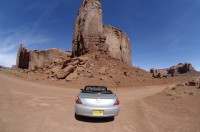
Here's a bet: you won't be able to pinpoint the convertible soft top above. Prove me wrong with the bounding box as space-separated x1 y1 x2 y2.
82 86 112 94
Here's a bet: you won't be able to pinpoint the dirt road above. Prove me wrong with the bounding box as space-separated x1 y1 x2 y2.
0 74 188 132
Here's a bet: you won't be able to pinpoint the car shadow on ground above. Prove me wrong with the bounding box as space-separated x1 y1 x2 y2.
74 114 114 123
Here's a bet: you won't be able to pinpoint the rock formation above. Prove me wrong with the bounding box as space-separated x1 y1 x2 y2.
28 49 71 70
16 44 30 69
72 0 103 57
16 44 71 70
150 68 168 78
14 0 140 86
72 0 132 65
168 63 196 77
150 63 197 78
186 80 199 86
103 25 132 65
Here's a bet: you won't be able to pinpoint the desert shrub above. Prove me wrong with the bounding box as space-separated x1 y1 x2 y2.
171 87 176 90
175 83 184 87
1 69 22 78
189 92 194 96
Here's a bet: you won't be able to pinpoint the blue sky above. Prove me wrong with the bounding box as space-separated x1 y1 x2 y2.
0 0 199 71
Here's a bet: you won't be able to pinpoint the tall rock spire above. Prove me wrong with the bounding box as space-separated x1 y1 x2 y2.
72 0 103 57
72 0 132 65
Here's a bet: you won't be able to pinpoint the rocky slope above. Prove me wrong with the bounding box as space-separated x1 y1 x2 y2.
24 52 152 87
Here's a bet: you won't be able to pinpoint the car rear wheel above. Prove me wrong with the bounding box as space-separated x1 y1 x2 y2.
107 116 115 121
74 113 82 120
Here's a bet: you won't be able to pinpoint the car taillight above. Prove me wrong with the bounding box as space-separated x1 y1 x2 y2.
114 98 120 105
76 97 82 104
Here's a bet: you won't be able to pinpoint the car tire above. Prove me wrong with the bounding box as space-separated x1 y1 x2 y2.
75 113 80 119
107 116 115 121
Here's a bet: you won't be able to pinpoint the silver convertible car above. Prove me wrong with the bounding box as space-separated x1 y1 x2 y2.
75 86 120 119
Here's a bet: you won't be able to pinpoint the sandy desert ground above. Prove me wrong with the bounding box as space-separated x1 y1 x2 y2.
0 73 200 132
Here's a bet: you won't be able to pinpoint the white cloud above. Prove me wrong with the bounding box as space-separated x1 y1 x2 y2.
0 1 58 67
0 28 52 67
28 0 58 34
0 52 17 67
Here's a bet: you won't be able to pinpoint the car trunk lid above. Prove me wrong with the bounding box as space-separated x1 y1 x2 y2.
79 93 117 107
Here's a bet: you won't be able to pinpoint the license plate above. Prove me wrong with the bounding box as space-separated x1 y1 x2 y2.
92 110 104 115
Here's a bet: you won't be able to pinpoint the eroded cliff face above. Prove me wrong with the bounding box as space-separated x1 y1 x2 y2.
72 0 103 57
168 63 196 76
28 49 71 69
16 44 30 69
72 0 132 65
16 45 71 70
103 25 132 65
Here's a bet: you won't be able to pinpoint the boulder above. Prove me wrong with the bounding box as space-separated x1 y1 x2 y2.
61 59 73 68
71 59 80 66
150 68 157 78
78 56 90 62
124 71 131 77
56 70 68 79
186 80 199 86
100 76 108 81
95 52 100 60
65 73 78 81
56 65 74 79
29 65 39 71
45 69 51 74
51 66 61 74
84 72 94 78
99 67 108 75
76 67 85 73
157 70 168 78
150 68 168 78
53 58 63 63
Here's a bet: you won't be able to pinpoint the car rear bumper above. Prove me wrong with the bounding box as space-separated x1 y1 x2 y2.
75 104 120 117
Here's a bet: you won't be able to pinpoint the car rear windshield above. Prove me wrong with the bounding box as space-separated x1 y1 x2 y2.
82 86 113 94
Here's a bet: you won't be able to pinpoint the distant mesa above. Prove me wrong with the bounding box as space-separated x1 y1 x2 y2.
150 63 197 78
0 65 4 69
0 65 9 70
168 63 196 76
